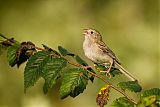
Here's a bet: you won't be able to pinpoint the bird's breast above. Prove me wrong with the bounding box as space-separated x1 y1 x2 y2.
83 40 111 64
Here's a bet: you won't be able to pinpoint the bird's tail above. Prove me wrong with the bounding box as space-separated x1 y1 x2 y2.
115 62 137 81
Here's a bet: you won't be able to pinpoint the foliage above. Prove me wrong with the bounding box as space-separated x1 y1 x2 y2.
137 88 160 107
0 35 159 107
60 68 88 99
7 43 21 67
111 97 134 107
117 81 142 93
140 88 160 98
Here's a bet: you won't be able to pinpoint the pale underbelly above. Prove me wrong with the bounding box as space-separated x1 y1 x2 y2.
83 40 113 64
84 49 112 64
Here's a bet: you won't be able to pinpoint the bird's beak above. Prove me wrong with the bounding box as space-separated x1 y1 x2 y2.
83 29 88 35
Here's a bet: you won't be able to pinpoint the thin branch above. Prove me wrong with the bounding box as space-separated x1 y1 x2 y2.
0 34 8 39
110 85 136 104
68 61 137 104
0 35 18 45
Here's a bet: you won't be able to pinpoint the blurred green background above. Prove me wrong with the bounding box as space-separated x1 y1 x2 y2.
0 0 159 107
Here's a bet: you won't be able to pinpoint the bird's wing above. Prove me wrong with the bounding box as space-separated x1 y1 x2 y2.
97 41 121 64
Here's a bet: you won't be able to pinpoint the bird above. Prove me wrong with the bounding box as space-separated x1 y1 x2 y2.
82 28 136 81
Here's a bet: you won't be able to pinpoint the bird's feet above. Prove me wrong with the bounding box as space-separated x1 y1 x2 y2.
100 70 112 79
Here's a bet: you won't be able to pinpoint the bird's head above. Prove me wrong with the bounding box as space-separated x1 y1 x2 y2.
83 28 102 42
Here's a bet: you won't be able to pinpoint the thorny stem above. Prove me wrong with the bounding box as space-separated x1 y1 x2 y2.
68 61 137 105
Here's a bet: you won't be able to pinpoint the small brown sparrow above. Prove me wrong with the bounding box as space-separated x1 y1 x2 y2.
83 28 136 81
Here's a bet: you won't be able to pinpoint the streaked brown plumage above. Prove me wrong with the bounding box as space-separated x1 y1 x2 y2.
83 28 136 81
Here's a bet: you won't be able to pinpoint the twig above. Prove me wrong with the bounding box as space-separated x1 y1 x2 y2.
0 34 8 39
68 61 137 104
0 34 17 45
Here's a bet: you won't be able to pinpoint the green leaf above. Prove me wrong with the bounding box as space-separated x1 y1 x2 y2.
7 43 20 67
58 46 75 56
137 95 159 107
111 97 134 107
137 88 160 107
42 57 67 94
42 44 61 56
24 51 50 92
117 81 142 92
140 88 160 98
75 55 95 82
0 44 8 55
75 55 88 66
60 68 88 99
110 70 122 77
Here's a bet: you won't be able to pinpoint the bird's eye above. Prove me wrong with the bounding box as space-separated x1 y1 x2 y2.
90 31 94 34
